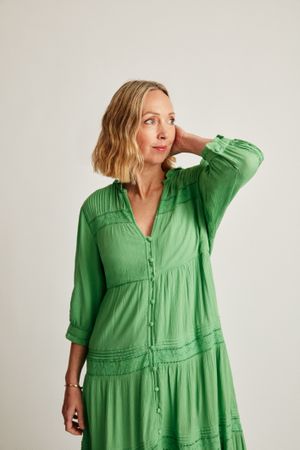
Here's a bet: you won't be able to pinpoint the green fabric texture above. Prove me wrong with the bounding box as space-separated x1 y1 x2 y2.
65 134 264 449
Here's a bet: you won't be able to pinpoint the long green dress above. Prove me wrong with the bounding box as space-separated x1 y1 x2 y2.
65 134 264 450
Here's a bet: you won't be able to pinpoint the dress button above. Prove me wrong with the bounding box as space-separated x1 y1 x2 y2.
150 299 155 304
149 344 155 350
154 386 159 391
146 236 152 241
157 407 161 413
152 366 158 371
148 257 154 263
158 429 162 434
149 321 154 327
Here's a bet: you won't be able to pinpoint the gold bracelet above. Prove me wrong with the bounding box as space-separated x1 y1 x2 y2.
65 383 83 391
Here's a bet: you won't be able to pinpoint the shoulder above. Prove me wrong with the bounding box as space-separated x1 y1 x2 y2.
80 182 115 223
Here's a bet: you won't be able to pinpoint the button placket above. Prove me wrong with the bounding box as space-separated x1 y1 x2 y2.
146 238 163 432
147 238 156 353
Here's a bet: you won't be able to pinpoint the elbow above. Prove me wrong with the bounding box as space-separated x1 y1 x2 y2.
234 140 264 186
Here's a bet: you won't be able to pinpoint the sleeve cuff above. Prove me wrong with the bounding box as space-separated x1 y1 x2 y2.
201 134 264 165
201 134 232 162
65 323 90 346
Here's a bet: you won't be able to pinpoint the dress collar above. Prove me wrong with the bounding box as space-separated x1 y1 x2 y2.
113 167 181 191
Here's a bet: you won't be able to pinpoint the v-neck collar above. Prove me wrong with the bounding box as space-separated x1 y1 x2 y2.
113 168 180 240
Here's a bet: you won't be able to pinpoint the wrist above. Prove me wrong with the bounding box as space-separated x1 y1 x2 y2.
65 372 80 384
65 382 83 391
65 379 80 385
182 133 213 156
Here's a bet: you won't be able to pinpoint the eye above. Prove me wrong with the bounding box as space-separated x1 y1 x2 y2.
144 117 176 124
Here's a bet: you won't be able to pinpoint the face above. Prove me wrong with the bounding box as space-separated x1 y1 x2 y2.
136 89 176 165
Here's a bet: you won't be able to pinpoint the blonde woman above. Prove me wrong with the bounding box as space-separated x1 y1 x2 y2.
61 80 264 450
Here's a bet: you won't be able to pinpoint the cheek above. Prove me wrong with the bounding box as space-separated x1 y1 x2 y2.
136 128 153 148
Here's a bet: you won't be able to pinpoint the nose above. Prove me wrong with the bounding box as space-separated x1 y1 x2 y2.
157 123 168 139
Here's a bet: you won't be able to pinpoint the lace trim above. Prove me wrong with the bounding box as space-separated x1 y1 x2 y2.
86 327 224 376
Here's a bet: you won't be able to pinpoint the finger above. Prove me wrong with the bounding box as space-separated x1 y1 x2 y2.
71 412 83 431
65 412 81 435
65 418 83 435
72 419 84 434
77 408 86 430
65 417 75 434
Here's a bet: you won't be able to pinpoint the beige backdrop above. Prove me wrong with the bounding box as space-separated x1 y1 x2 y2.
1 1 299 449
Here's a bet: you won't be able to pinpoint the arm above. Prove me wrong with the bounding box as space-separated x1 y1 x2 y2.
177 132 214 156
62 343 87 435
65 343 88 386
178 131 264 254
62 204 107 435
65 205 107 346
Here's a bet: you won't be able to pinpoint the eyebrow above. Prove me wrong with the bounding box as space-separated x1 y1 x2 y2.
142 111 176 116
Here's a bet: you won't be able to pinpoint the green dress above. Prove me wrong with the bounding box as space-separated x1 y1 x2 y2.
65 134 264 450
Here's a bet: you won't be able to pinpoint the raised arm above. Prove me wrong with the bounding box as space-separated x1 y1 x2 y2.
177 132 264 254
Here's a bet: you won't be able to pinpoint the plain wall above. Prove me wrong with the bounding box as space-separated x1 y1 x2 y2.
1 1 299 449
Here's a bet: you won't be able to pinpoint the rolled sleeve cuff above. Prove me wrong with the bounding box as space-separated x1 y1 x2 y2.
201 135 231 162
201 134 264 166
65 323 90 346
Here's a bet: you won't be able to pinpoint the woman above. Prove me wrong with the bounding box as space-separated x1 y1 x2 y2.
61 80 264 450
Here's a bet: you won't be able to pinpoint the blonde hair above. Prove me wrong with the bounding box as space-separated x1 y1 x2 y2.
91 80 177 184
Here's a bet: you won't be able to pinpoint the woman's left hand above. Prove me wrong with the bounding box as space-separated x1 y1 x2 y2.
169 125 188 156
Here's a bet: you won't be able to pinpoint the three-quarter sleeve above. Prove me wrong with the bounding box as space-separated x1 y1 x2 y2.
65 205 107 346
198 134 264 254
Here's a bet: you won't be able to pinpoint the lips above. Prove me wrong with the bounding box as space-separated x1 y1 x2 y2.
153 146 167 150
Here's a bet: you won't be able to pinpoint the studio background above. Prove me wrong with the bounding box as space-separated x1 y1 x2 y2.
1 1 299 449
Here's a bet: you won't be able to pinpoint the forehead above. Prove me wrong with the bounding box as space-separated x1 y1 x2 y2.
142 89 174 114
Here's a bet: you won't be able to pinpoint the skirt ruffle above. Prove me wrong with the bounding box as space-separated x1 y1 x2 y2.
81 341 247 450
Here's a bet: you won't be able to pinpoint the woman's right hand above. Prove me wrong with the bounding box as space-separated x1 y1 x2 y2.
169 125 188 156
61 387 86 435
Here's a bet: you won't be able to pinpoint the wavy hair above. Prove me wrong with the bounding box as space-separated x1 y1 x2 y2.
91 80 177 184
